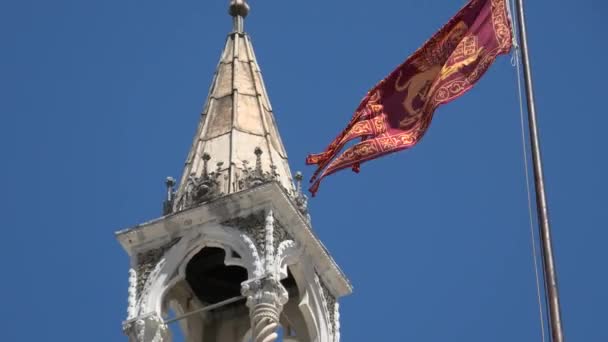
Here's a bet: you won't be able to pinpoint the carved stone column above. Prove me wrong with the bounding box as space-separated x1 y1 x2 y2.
242 276 288 342
241 210 289 342
127 267 138 320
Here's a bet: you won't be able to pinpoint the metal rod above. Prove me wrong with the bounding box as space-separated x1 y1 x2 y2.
513 0 564 341
164 295 246 325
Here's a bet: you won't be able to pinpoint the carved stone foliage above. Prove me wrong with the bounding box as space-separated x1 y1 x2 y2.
272 219 289 252
177 153 224 211
241 276 288 342
135 238 181 296
222 210 292 257
241 276 289 313
230 210 293 342
222 211 266 255
318 274 338 340
238 147 279 191
127 268 138 319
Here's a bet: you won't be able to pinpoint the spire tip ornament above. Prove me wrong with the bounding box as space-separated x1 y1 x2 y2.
229 0 250 17
229 0 249 33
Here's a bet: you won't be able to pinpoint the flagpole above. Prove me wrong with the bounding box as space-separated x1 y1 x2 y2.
512 0 565 341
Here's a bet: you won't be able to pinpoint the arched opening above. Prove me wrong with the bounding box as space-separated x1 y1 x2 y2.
279 268 309 342
165 246 251 342
186 247 248 304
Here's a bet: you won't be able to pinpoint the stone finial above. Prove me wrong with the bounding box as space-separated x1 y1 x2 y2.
201 153 211 178
294 172 303 193
293 171 310 220
229 0 250 18
163 177 176 215
165 176 176 188
254 147 263 174
174 154 224 211
238 147 280 191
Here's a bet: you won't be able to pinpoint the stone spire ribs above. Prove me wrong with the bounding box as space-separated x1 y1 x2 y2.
173 2 294 212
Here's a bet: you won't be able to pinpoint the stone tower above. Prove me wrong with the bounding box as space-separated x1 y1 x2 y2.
115 1 352 341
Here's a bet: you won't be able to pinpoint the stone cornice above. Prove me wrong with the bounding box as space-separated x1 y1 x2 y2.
115 182 352 299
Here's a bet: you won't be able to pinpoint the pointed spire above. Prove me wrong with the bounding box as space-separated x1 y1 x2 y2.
172 0 295 212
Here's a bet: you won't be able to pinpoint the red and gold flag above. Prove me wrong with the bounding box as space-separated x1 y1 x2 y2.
306 0 513 195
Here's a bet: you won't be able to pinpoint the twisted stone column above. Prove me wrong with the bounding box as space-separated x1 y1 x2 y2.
242 276 288 342
251 302 280 342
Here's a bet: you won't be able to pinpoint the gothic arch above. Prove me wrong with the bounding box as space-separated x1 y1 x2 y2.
275 240 299 280
138 223 263 317
287 261 335 342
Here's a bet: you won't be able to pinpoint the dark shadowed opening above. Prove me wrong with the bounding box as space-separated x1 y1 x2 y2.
186 247 248 304
281 268 299 299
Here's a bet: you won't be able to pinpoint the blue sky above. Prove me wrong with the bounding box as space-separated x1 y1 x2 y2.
1 0 606 341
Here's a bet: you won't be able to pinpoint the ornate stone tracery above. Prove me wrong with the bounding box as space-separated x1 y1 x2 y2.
122 204 346 342
241 275 288 342
317 273 338 342
238 147 280 191
127 268 138 320
135 238 181 296
221 210 292 258
222 211 266 255
174 153 224 212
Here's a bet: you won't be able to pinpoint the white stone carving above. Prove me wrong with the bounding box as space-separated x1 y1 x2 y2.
127 268 138 320
264 210 275 272
135 224 264 317
275 239 297 279
239 210 290 342
120 196 347 342
241 233 264 278
314 273 336 342
334 303 341 342
242 275 288 342
116 1 353 338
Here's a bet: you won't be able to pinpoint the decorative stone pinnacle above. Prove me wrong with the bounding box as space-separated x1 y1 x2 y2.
173 153 224 211
293 171 310 221
254 147 263 174
165 176 176 188
202 153 211 178
294 171 303 181
294 172 303 195
229 0 250 18
237 147 281 191
163 177 176 215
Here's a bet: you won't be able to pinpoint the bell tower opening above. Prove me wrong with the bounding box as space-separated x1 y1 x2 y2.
186 247 248 304
165 247 251 342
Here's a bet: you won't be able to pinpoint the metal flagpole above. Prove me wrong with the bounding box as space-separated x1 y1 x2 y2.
512 0 565 341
